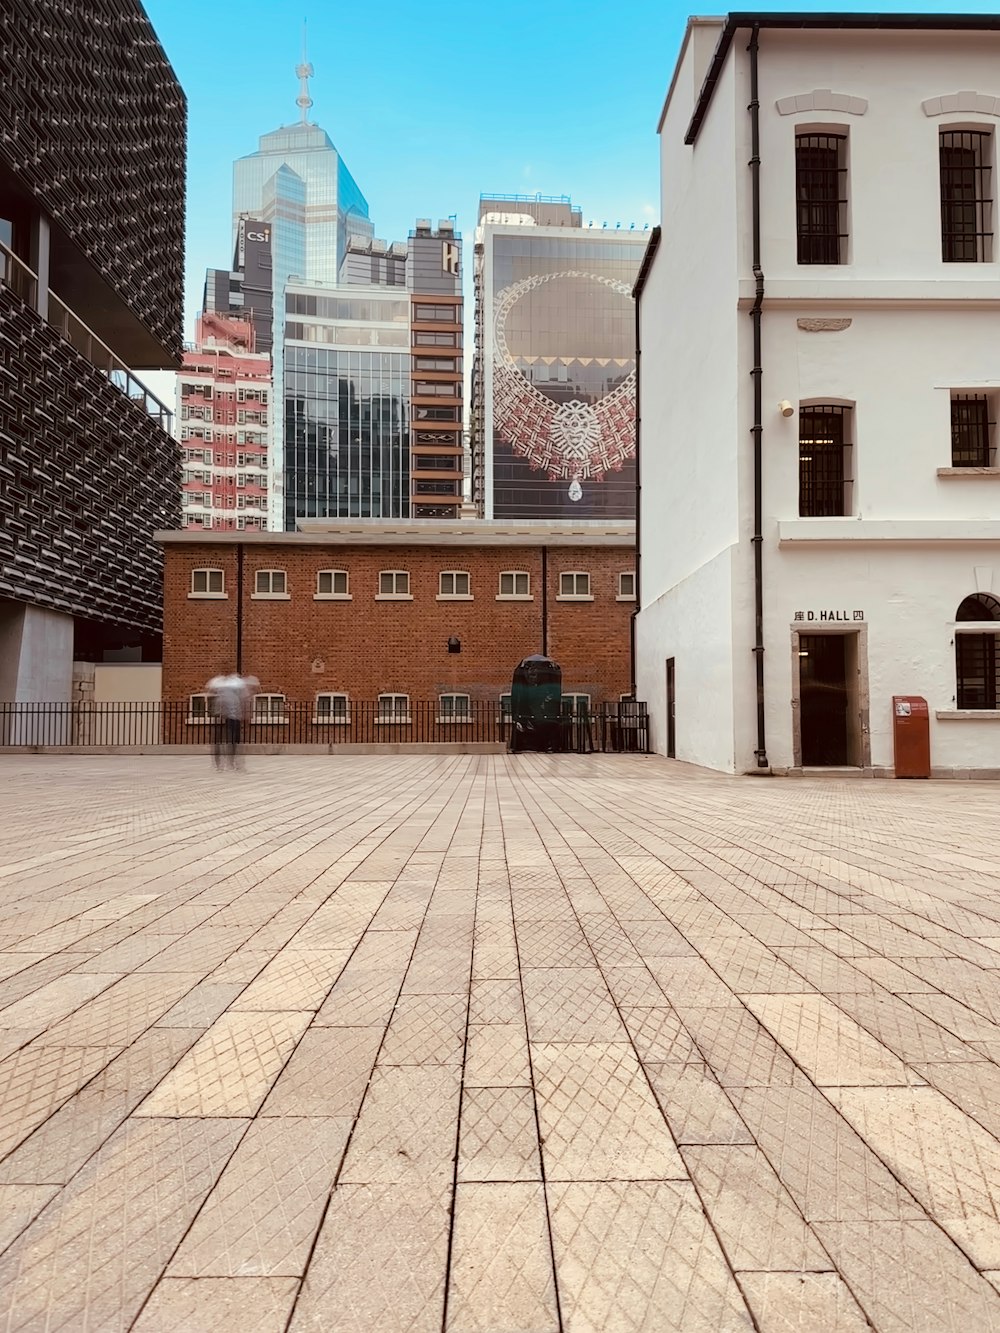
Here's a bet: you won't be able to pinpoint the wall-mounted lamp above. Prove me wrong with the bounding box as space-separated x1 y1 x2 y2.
447 636 461 654
778 400 795 418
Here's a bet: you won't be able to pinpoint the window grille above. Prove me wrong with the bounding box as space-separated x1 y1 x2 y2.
795 133 848 264
560 572 591 597
253 694 286 720
940 130 993 262
951 394 995 467
314 693 349 721
619 572 636 599
799 406 852 517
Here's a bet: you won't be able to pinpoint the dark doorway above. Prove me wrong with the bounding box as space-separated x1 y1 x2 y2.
799 634 852 765
665 658 676 758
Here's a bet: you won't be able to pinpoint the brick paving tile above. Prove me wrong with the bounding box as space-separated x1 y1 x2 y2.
8 754 1000 1328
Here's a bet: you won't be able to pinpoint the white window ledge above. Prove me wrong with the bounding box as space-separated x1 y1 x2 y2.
375 716 412 725
186 717 215 725
436 716 473 724
251 592 291 601
495 594 534 602
375 594 414 602
616 594 637 603
936 709 1000 720
251 717 289 726
188 592 228 600
556 594 595 602
313 593 353 601
436 594 474 602
937 467 1000 477
312 716 351 725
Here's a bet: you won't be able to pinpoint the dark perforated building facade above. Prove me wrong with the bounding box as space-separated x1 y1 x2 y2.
0 0 185 700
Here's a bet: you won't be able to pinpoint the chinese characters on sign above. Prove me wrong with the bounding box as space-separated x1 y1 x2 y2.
793 610 865 622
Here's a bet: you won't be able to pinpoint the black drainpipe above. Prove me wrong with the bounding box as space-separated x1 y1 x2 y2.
749 24 769 770
540 546 548 656
235 542 245 675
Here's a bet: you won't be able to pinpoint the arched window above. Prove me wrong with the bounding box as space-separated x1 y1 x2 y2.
957 593 1000 621
955 594 1000 708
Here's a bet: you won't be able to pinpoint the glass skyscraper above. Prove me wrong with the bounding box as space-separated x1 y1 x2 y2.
232 88 374 528
283 285 411 526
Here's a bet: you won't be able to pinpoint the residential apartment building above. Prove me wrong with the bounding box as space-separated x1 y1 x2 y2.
636 12 1000 775
178 315 272 534
472 196 647 520
0 0 184 699
158 522 636 714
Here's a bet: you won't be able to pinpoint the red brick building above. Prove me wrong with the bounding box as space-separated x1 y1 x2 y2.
158 521 635 718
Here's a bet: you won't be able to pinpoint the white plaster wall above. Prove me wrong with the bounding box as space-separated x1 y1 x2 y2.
635 547 738 772
637 29 744 768
762 309 1000 522
754 28 1000 285
761 544 1000 771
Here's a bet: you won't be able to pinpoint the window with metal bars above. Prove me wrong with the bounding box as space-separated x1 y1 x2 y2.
940 130 994 262
950 394 996 467
795 133 848 264
798 406 852 517
956 634 1000 708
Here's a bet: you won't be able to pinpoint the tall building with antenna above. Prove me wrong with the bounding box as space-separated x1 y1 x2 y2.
231 56 374 525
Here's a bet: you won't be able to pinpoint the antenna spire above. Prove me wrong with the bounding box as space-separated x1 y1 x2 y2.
295 19 313 124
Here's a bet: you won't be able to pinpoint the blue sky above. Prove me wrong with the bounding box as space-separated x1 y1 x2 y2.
146 0 1000 339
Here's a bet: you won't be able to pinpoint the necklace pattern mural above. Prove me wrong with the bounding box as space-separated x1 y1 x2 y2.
493 271 636 503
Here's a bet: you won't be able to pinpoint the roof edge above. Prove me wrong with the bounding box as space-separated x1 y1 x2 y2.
685 11 1000 145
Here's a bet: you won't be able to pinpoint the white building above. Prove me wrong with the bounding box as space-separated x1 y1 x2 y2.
636 13 1000 776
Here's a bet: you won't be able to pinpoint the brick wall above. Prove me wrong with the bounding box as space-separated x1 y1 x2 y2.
163 541 635 705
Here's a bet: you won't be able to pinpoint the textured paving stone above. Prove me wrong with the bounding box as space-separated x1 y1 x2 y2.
8 755 1000 1329
458 1087 541 1182
812 1220 1000 1332
681 1145 832 1271
135 1011 312 1117
743 992 917 1086
289 1184 450 1332
339 1066 461 1184
168 1117 350 1276
831 1085 1000 1266
533 1042 686 1181
737 1271 873 1331
131 1276 299 1332
548 1180 755 1331
447 1183 558 1332
0 1116 244 1332
646 1063 754 1145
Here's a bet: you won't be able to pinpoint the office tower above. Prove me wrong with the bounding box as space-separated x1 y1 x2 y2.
233 67 375 527
204 218 275 354
281 220 463 527
0 0 184 698
472 196 646 520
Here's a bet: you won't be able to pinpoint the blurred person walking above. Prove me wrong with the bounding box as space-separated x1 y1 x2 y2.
207 673 248 770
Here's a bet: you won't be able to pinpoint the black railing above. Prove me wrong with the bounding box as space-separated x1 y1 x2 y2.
0 701 649 753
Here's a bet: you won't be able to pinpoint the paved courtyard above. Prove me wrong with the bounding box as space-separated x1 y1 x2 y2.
1 756 1000 1330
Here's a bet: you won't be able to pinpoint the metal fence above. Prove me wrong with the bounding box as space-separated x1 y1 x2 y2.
0 701 649 753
